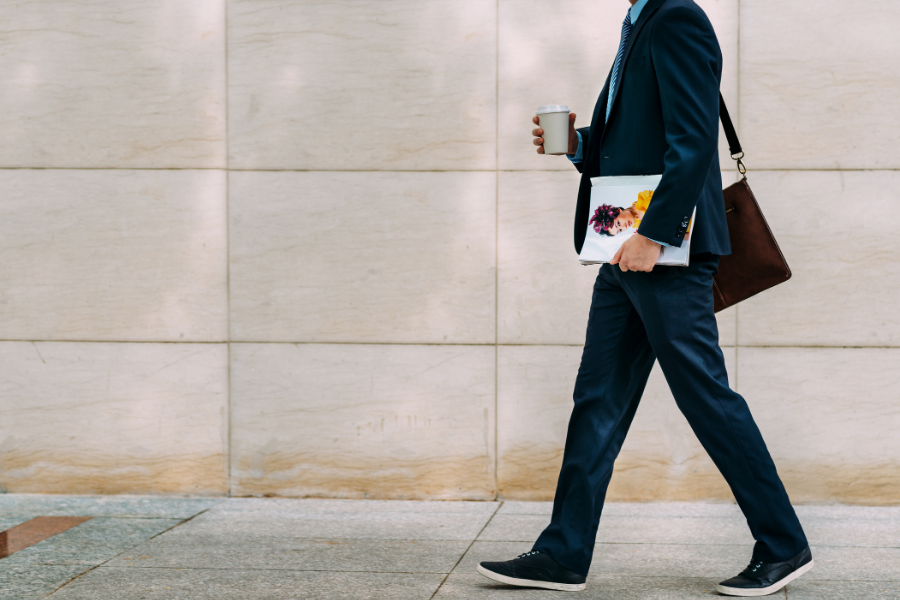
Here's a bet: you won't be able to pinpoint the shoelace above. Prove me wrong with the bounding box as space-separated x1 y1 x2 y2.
742 560 765 577
517 550 540 560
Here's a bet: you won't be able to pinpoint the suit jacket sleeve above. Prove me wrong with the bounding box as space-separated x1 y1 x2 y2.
573 126 592 174
635 6 722 247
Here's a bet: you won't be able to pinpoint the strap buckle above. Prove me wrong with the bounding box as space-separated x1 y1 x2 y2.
731 152 747 179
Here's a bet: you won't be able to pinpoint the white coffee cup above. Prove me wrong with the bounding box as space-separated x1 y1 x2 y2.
536 105 570 155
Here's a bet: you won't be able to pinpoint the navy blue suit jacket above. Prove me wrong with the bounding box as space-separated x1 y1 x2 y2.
573 0 731 256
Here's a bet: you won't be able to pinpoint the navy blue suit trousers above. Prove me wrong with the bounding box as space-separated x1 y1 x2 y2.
532 256 808 576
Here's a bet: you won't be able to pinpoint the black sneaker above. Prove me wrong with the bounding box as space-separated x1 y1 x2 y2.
716 546 814 596
476 550 586 592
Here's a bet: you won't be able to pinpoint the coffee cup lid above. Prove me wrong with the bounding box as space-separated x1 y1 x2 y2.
536 105 569 114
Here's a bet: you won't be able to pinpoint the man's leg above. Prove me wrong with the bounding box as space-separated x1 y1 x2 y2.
532 264 657 577
621 254 808 563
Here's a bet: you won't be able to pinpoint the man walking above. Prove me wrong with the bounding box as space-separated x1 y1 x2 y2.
476 0 813 595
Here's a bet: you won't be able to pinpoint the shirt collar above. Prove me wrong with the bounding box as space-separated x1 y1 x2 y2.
629 0 651 25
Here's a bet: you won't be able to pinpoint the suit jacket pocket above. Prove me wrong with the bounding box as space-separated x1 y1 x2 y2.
629 54 648 68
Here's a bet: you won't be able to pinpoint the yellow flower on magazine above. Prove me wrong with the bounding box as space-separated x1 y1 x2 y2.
634 190 653 212
632 190 653 227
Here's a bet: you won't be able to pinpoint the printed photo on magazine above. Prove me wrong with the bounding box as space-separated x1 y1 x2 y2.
578 175 695 267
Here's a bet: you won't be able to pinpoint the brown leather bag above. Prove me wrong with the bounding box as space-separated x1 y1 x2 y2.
712 95 791 313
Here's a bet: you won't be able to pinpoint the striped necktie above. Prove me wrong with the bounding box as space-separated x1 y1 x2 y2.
606 10 633 121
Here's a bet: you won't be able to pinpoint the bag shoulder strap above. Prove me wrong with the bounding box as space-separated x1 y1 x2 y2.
718 92 741 156
719 92 746 177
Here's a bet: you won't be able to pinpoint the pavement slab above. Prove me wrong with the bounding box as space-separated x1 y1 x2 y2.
2 517 183 566
434 573 724 599
0 494 223 519
205 498 499 516
0 564 89 599
496 501 744 519
107 537 472 573
45 567 446 600
0 515 31 532
802 517 900 548
0 495 216 600
477 514 756 546
802 546 900 581
785 580 900 599
175 502 498 541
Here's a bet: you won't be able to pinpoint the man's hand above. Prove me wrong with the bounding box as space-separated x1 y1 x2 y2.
532 113 578 155
611 234 662 272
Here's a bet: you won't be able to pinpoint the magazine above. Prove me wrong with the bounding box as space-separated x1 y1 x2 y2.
578 175 695 267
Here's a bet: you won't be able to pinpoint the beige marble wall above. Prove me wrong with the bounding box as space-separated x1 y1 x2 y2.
0 342 228 495
227 0 497 170
740 0 900 169
229 171 496 344
0 170 228 342
230 343 496 500
1 0 897 503
0 0 226 168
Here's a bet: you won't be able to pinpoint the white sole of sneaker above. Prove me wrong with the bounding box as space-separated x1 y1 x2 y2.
715 560 814 597
476 565 586 592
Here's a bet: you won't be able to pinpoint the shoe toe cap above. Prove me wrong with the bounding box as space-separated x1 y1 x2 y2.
718 575 755 588
478 561 513 576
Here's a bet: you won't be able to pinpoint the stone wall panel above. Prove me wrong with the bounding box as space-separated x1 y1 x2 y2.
230 343 496 500
227 0 496 170
0 342 228 495
229 171 496 344
741 0 900 169
0 170 228 342
737 171 900 347
738 347 900 504
0 0 226 168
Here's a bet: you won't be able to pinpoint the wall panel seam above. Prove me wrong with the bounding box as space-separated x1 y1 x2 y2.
2 167 899 173
493 0 500 501
6 341 892 349
224 0 233 497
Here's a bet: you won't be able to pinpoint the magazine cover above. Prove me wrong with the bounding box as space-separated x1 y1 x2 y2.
578 175 695 266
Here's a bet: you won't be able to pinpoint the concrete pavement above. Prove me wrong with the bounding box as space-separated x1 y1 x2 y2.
0 495 897 599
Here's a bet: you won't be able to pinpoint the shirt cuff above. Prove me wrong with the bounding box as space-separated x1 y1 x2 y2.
566 131 583 163
644 237 671 247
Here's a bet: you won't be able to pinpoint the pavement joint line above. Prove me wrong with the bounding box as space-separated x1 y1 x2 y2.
473 541 900 548
0 515 216 521
2 167 899 172
36 564 895 583
101 536 900 549
93 565 456 574
428 500 504 599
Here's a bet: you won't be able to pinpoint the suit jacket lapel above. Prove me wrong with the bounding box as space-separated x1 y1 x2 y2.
601 0 667 139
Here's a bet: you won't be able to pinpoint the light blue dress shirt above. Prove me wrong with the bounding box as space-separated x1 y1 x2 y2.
567 0 671 246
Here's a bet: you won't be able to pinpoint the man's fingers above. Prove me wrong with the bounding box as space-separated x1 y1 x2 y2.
536 146 544 154
532 128 543 137
611 245 624 265
532 137 544 147
533 115 540 125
